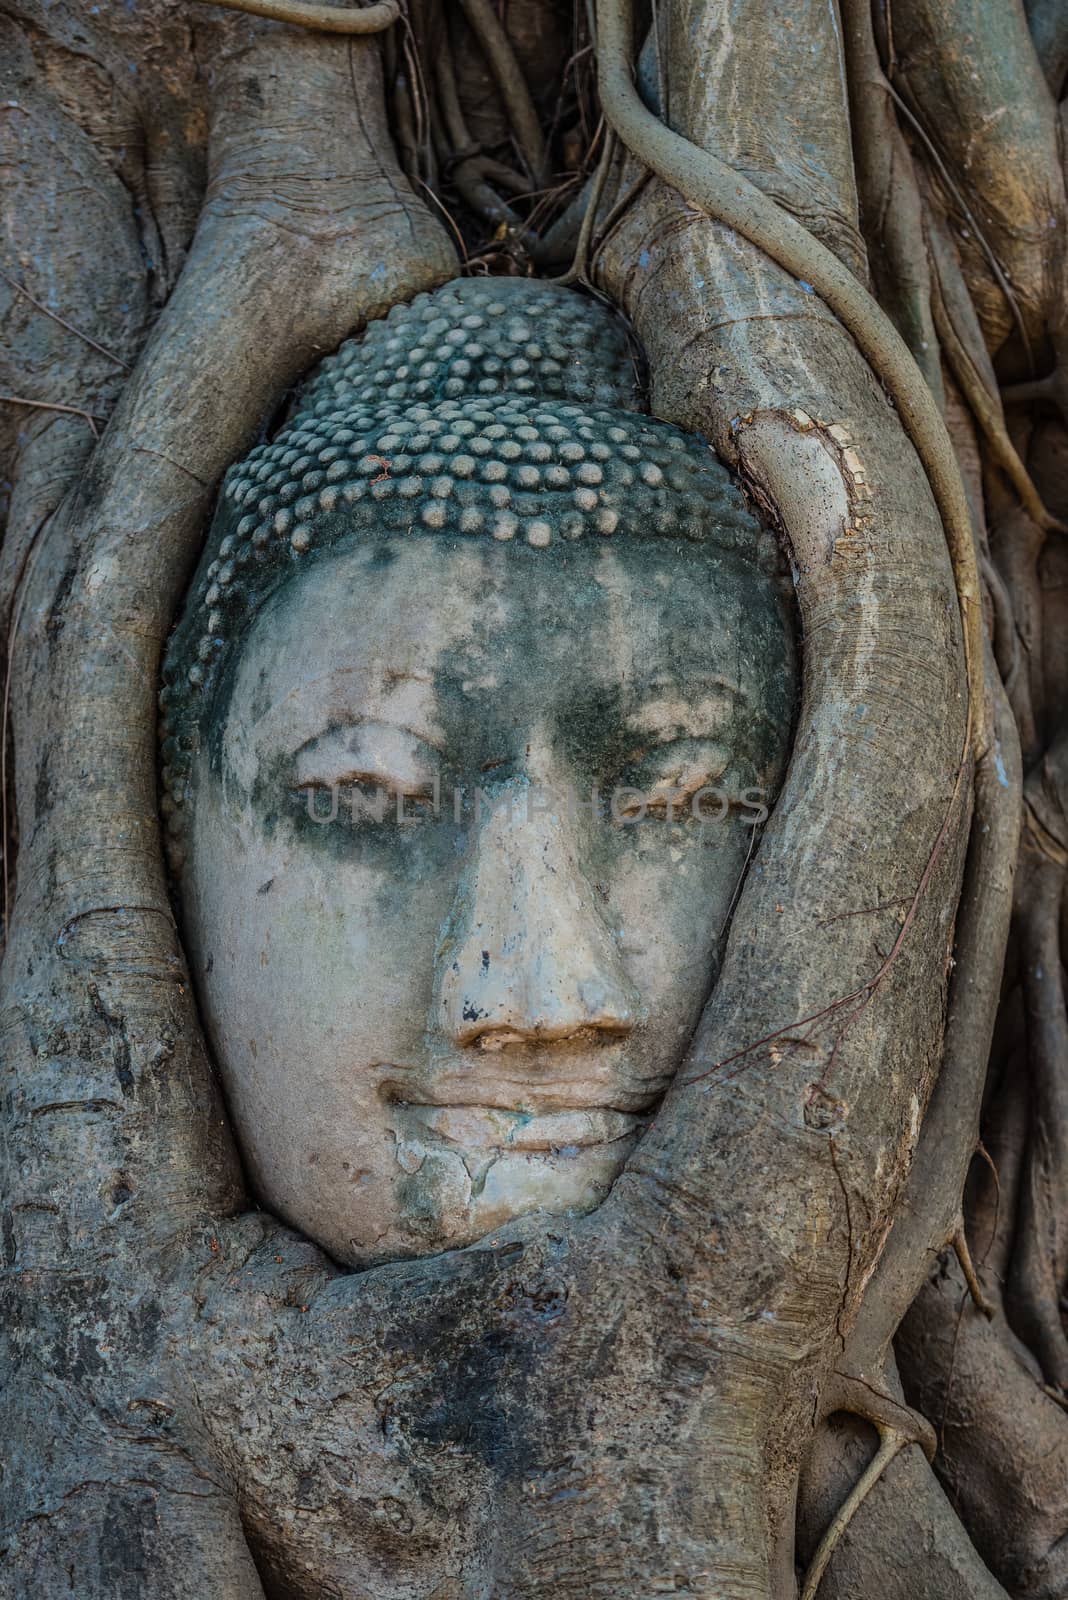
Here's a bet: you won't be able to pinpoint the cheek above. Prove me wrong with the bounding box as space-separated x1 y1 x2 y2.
185 800 461 1082
601 821 757 1028
184 801 466 1259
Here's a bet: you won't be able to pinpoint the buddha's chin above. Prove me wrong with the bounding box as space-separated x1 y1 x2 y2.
344 1125 644 1269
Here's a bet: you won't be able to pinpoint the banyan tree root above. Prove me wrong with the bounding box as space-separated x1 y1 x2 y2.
798 1404 1012 1600
930 265 1066 537
0 21 456 1593
456 0 550 186
1006 760 1068 1390
191 0 401 32
594 2 976 1589
898 1248 1068 1599
593 0 987 758
591 0 1068 1587
800 1426 919 1600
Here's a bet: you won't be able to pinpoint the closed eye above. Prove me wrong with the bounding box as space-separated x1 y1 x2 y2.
296 770 434 798
622 739 727 792
293 720 439 796
644 765 726 813
614 739 755 820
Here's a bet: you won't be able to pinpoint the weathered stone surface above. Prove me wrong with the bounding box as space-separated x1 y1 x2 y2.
161 277 795 1265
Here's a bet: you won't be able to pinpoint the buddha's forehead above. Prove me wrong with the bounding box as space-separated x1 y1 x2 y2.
218 535 788 787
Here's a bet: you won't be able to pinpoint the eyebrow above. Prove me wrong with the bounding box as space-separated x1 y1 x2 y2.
249 667 445 755
639 671 742 695
626 675 739 715
381 668 434 689
294 715 448 758
625 677 784 739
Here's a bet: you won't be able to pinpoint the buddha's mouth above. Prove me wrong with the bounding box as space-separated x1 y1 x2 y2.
397 1102 647 1152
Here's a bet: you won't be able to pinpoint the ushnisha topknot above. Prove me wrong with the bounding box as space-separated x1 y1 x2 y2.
159 278 778 870
298 275 644 416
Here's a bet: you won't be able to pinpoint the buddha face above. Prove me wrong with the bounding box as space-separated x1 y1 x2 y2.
182 533 794 1265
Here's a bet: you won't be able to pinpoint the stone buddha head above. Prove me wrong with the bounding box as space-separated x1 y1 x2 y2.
161 279 796 1267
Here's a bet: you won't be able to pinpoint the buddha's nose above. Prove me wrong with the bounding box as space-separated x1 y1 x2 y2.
437 783 640 1049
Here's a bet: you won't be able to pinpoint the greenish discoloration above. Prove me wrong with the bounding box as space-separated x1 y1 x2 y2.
219 533 793 894
160 277 780 875
182 523 794 1266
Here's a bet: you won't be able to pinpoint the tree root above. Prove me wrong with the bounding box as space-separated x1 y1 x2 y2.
835 641 1019 1376
191 0 400 31
595 0 986 757
433 27 531 244
799 1407 1014 1599
822 1372 937 1461
952 1223 996 1319
981 552 1020 690
802 1371 937 1599
1004 372 1063 410
1008 814 1068 1391
802 1368 939 1600
930 268 1066 535
988 492 1047 764
0 393 105 436
1003 346 1068 432
800 1428 910 1600
402 3 594 266
586 164 651 272
1026 0 1068 95
553 131 616 287
840 0 944 403
883 82 1034 369
0 266 130 372
898 1249 1068 1597
456 0 549 186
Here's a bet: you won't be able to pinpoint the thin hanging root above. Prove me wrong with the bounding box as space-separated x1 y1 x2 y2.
0 393 104 436
554 131 617 287
456 0 550 187
802 1371 935 1597
589 167 651 265
882 82 1033 373
595 0 987 758
433 24 522 236
0 267 130 371
981 553 1020 685
929 277 1066 535
800 1424 912 1600
435 24 478 157
191 0 399 31
820 1370 937 1462
1003 374 1059 409
952 1222 996 1318
391 73 423 187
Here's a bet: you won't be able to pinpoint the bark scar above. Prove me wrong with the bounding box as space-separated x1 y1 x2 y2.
729 407 875 565
828 1134 853 1349
87 981 134 1095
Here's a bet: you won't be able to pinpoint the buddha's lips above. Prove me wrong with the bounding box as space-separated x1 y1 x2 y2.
398 1102 646 1152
